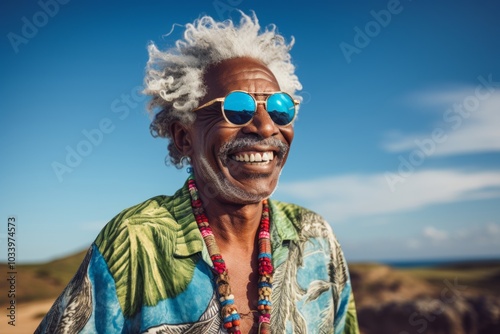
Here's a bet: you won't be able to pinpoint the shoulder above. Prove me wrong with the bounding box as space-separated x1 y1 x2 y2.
269 199 346 266
94 182 201 258
90 186 202 317
95 195 174 249
269 199 335 237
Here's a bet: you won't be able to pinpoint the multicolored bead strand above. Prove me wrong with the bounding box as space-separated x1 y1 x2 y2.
257 201 272 334
187 176 273 333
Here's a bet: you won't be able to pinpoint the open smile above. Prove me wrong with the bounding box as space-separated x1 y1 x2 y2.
230 151 275 164
218 137 288 169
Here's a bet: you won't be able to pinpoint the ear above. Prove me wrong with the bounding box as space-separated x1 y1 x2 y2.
170 121 193 157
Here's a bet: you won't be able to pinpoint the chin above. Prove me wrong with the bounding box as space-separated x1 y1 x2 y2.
195 156 280 204
217 176 275 205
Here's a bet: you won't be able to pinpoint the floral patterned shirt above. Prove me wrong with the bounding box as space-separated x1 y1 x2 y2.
36 180 359 334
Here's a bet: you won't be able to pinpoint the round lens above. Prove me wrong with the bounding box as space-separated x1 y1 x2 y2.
266 93 295 125
223 91 256 125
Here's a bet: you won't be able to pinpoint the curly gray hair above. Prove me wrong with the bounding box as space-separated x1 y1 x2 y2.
143 12 302 167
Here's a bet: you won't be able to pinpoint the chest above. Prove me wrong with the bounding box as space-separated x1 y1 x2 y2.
221 251 261 333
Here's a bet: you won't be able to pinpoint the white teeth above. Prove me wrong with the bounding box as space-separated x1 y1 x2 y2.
232 151 274 163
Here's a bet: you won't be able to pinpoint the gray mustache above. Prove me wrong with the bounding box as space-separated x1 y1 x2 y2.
219 137 289 161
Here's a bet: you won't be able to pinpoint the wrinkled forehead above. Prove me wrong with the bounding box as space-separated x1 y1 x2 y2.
202 57 280 101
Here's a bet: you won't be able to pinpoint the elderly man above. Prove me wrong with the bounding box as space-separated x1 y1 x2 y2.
36 13 359 334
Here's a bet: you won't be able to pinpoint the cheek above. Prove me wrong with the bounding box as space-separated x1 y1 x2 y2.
196 127 234 158
281 127 295 146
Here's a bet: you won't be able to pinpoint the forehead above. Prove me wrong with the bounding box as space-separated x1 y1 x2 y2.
203 57 280 99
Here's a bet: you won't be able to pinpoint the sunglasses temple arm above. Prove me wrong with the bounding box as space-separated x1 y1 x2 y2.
192 98 225 112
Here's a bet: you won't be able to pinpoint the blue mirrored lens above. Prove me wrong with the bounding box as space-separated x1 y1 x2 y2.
267 93 295 125
223 91 255 125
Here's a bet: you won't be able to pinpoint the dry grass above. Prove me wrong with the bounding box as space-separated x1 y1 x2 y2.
0 250 87 304
349 259 500 308
399 260 500 297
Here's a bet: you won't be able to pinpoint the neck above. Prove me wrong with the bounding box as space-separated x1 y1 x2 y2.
198 192 264 250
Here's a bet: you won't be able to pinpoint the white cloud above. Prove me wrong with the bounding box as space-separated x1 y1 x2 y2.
276 169 500 222
382 86 500 157
418 222 500 251
344 222 500 261
423 226 448 241
486 222 500 235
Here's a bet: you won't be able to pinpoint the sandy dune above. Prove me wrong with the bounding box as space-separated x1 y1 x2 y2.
0 299 54 334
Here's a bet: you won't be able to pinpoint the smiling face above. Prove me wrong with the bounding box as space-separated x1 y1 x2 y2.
177 57 294 205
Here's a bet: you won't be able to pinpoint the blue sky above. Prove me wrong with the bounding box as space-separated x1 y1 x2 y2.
1 0 499 263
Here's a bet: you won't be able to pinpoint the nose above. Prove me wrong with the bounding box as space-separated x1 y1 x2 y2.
241 104 280 138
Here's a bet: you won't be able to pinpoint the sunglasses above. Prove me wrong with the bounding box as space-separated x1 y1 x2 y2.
192 90 299 126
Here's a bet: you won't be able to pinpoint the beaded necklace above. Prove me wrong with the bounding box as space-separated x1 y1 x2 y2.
187 176 273 334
